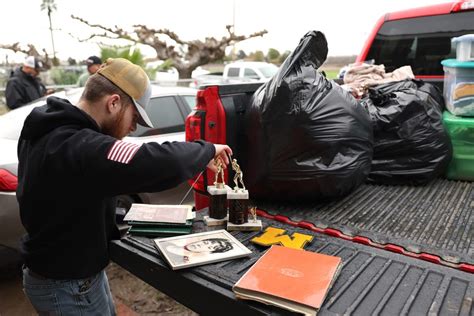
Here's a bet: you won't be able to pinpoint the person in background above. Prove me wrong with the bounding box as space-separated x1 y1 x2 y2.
18 57 232 315
5 56 52 109
77 55 102 87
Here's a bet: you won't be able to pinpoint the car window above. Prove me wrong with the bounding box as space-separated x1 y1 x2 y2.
132 96 184 136
227 67 240 77
258 65 278 78
182 95 196 111
365 11 474 75
244 68 259 79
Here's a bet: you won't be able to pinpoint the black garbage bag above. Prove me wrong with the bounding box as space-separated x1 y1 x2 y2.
244 31 373 201
360 79 452 185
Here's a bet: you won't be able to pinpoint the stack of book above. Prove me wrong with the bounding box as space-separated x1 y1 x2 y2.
123 204 194 237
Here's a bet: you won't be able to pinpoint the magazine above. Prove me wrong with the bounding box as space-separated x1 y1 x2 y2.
233 245 341 315
124 204 193 224
154 230 252 270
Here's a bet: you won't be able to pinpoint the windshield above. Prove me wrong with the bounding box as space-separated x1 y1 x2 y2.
258 64 279 78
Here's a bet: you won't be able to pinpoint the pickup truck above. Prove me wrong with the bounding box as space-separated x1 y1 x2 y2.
174 1 474 314
191 61 279 88
222 61 279 82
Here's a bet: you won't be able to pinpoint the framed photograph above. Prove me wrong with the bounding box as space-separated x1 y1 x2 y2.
153 230 252 270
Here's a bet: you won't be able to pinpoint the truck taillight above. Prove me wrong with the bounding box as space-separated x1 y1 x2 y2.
186 91 207 142
185 91 207 205
0 169 18 191
186 115 202 141
185 86 227 210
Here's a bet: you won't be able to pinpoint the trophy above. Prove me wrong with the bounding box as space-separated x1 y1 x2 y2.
204 158 230 226
227 159 262 231
249 206 258 223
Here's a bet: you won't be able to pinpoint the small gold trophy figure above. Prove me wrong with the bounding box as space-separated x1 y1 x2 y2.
213 158 225 189
231 159 246 192
249 206 258 223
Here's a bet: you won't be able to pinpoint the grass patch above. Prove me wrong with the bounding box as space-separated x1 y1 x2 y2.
323 70 339 80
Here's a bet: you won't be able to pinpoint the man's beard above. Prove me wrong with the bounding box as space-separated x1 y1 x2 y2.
102 109 127 139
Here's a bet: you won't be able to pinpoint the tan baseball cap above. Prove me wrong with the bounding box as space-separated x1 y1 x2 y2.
97 58 153 128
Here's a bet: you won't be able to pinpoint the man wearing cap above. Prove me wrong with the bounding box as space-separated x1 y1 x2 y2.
18 57 232 314
5 56 49 109
77 55 102 87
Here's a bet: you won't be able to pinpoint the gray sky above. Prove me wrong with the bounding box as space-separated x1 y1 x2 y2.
1 0 450 63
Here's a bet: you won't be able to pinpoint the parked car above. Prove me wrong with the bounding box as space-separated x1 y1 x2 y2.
0 85 197 256
190 62 279 88
189 72 224 88
223 61 278 82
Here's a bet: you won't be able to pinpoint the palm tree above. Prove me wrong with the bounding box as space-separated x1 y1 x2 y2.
40 0 57 63
100 46 145 67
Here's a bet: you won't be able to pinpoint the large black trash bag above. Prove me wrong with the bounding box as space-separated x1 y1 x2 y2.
360 79 452 185
244 31 373 201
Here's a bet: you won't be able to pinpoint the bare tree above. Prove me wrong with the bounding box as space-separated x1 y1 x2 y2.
70 15 267 78
0 43 52 69
40 0 58 64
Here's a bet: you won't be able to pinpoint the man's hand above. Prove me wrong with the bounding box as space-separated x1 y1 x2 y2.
207 144 233 173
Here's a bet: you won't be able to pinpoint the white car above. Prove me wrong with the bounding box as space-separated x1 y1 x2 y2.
223 61 279 82
190 62 279 88
0 85 197 257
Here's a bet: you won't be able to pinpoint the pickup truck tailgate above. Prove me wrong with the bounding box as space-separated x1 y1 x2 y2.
111 214 474 315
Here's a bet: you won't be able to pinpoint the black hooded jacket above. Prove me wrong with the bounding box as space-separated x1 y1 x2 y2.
17 96 215 279
6 67 47 109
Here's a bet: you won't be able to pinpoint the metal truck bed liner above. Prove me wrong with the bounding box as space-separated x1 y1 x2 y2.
256 179 474 266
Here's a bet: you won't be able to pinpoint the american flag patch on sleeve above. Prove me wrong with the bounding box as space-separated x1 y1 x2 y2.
107 140 141 164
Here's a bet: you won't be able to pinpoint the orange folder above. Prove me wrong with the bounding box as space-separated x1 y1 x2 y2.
233 245 341 315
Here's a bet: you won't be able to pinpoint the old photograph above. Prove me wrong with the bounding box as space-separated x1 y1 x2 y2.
154 230 252 270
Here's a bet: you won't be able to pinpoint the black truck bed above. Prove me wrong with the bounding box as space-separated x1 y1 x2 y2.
215 83 474 269
111 212 474 315
257 178 474 268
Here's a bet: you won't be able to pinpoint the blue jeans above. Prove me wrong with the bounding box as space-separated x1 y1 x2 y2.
22 266 116 316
